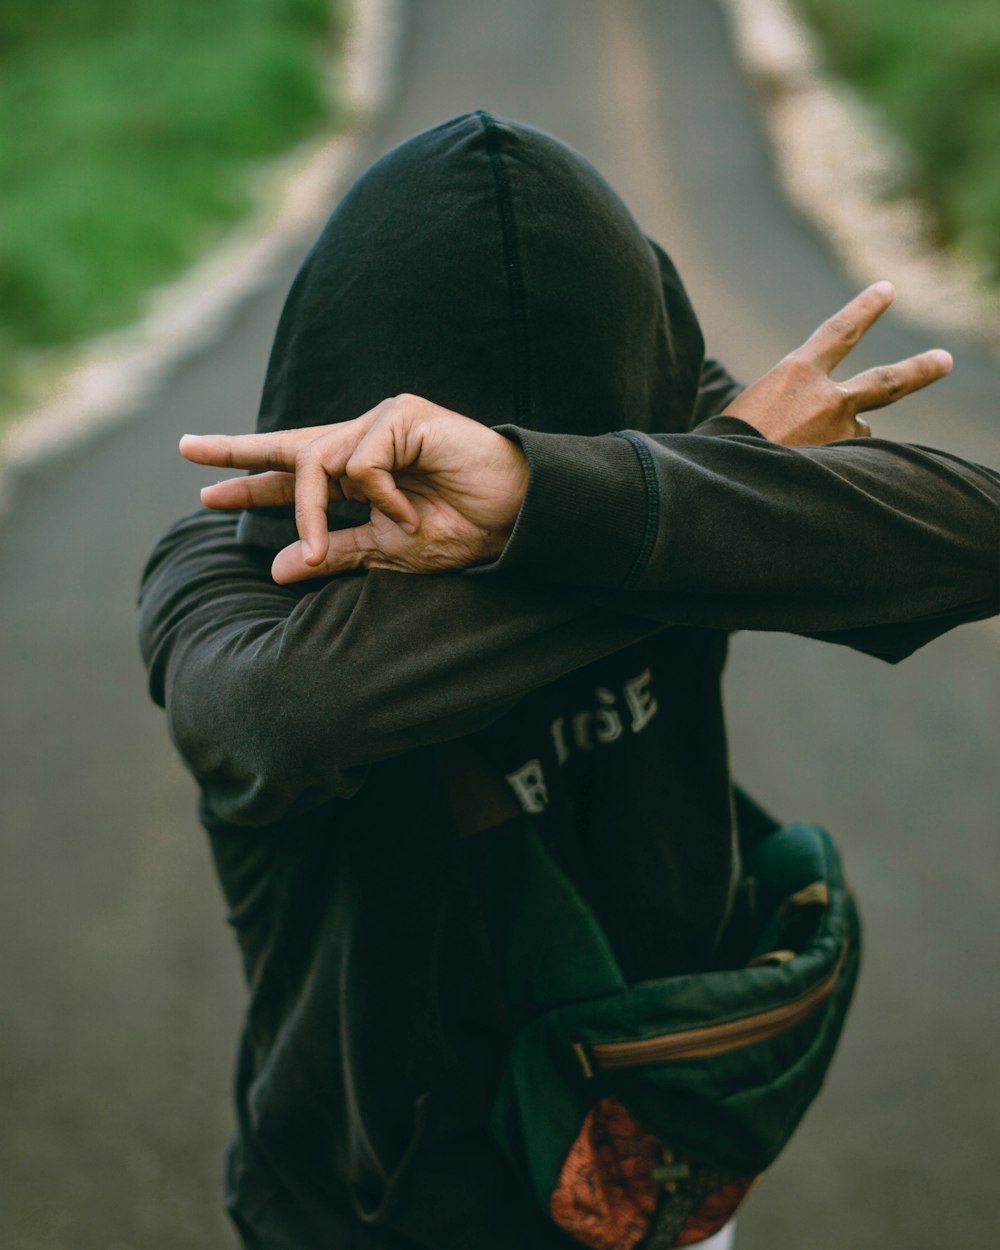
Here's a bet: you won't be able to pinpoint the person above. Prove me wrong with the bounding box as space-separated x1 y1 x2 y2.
139 112 999 1250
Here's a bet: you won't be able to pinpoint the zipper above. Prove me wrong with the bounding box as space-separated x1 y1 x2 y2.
576 944 848 1076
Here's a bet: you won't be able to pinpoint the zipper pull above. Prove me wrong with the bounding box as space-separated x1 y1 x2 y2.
571 1041 595 1080
651 1146 691 1192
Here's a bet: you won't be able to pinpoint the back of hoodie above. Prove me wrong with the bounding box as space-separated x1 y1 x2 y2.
139 112 999 1249
234 106 740 960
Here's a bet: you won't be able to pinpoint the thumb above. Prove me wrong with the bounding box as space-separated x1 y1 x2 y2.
271 526 372 584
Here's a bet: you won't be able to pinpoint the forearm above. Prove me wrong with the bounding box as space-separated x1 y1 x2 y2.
485 420 1000 658
138 510 661 825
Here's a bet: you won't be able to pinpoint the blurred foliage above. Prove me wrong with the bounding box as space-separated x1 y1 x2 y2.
0 0 347 407
792 0 1000 278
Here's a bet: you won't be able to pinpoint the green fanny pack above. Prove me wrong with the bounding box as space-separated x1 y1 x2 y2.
465 797 861 1250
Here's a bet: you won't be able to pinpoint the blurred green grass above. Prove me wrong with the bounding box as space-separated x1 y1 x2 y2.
792 0 1000 280
0 0 347 410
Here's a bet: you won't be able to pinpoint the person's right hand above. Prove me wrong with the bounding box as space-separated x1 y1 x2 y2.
722 282 953 445
181 395 529 582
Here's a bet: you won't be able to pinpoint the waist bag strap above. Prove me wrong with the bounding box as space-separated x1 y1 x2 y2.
437 746 861 1250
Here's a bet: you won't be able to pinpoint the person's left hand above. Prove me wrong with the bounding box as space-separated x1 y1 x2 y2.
180 395 529 583
722 282 953 443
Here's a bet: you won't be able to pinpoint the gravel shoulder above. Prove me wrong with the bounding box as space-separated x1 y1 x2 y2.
723 0 1000 349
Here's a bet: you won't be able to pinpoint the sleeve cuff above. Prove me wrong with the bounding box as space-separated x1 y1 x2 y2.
691 414 768 440
472 426 650 587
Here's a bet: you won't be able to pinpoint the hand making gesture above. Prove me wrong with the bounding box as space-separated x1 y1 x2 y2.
182 396 529 580
181 282 952 583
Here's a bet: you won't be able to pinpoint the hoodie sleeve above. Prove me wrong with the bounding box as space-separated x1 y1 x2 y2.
691 357 743 425
138 509 662 826
486 421 1000 660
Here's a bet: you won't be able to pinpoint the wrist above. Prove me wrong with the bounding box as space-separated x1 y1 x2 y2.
490 431 529 532
481 427 646 585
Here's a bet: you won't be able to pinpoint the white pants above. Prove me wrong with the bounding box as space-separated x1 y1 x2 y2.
692 1223 736 1250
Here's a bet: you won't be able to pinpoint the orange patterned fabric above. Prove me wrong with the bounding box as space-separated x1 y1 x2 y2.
676 1178 754 1246
549 1095 663 1250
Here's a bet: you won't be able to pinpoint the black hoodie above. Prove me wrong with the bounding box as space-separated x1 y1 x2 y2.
139 113 999 1250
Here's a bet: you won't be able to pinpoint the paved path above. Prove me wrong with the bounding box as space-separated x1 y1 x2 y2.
2 3 996 1246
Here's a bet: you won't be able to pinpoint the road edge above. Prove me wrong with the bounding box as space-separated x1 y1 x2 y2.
721 0 1000 351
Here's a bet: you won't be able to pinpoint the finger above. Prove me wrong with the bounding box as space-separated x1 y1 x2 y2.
271 526 372 584
801 281 897 371
345 422 422 533
180 430 315 471
269 408 392 558
844 348 954 413
345 464 420 533
294 455 336 565
200 471 296 510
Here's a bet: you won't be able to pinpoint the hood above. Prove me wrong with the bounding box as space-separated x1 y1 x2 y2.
239 110 705 550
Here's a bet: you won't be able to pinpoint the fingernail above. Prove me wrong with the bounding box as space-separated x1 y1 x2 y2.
873 280 895 298
301 540 313 561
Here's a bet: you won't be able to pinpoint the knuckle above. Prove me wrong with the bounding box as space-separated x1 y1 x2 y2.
826 314 860 344
878 365 902 397
833 381 853 407
784 355 819 387
391 392 426 420
385 392 414 417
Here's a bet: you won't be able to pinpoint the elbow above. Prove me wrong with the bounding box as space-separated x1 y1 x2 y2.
166 662 368 827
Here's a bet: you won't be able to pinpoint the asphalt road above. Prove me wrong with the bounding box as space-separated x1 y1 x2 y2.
1 2 997 1247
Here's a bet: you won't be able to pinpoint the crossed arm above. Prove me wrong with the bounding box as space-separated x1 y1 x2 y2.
182 284 958 584
141 285 998 826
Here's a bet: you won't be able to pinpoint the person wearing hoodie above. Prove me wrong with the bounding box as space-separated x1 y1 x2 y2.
139 112 998 1250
